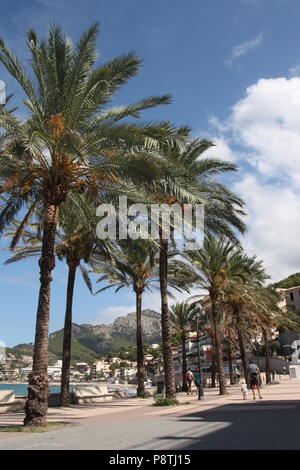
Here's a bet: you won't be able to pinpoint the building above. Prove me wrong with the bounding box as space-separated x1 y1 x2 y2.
75 362 89 374
277 285 300 315
92 359 110 377
21 355 33 366
174 332 212 374
109 357 120 364
47 360 62 380
20 366 32 379
120 367 137 381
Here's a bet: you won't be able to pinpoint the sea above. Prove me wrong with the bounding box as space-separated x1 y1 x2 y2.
0 383 137 397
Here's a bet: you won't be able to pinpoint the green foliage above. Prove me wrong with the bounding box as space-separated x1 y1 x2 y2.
273 273 300 289
0 423 69 433
153 396 178 406
109 362 120 372
48 331 97 363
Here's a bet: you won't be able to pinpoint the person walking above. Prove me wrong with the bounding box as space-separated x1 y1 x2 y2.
240 380 248 400
186 368 194 395
248 360 262 400
272 369 276 382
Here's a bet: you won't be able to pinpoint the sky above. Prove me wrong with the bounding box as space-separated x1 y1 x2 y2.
1 0 300 346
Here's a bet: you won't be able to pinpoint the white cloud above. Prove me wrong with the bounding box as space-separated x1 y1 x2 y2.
230 77 300 186
289 64 300 77
209 76 300 281
226 33 264 65
203 135 237 163
91 288 205 325
92 305 136 325
234 175 300 281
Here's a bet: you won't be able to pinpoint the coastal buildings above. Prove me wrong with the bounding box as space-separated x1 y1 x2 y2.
277 285 300 315
48 360 63 380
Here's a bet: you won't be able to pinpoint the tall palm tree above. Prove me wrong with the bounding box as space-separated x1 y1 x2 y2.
170 301 197 391
257 286 299 384
95 241 194 396
0 24 187 425
222 261 272 385
189 238 249 395
5 194 116 406
95 239 157 396
146 139 246 400
54 197 116 405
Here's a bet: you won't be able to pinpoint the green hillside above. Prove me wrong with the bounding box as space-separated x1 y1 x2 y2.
8 335 98 364
6 343 34 358
273 273 300 289
8 310 161 362
48 330 98 363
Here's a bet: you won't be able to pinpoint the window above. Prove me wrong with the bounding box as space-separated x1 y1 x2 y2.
290 292 294 302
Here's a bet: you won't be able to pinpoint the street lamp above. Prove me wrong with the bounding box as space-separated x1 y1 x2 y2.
195 304 204 400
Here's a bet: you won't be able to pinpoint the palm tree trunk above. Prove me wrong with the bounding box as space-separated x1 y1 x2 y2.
211 336 216 388
181 333 187 392
24 204 58 427
234 307 249 385
227 340 235 385
211 298 226 395
60 261 77 406
136 289 145 396
263 329 271 384
159 232 176 401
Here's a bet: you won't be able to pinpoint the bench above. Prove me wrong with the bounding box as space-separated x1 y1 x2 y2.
72 385 114 404
0 390 25 413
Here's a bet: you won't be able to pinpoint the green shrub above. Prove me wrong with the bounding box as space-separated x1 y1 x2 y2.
153 396 178 406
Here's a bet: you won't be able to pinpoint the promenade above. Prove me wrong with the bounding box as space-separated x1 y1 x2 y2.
0 376 299 450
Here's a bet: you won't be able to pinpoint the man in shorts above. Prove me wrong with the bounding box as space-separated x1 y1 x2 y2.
248 360 262 400
186 368 194 395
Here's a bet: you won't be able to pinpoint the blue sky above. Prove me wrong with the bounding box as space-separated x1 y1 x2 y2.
1 0 300 346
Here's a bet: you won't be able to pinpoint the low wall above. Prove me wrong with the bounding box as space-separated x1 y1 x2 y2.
0 390 25 413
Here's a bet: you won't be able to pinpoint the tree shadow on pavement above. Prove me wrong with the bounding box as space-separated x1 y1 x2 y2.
158 400 300 450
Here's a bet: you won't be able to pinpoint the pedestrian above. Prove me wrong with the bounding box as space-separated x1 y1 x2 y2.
185 368 194 395
272 369 276 382
248 360 263 400
240 380 248 400
236 368 241 384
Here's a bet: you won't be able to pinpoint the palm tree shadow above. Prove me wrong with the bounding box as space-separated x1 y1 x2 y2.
156 400 300 450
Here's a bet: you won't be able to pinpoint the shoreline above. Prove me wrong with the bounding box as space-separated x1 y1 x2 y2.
0 381 137 388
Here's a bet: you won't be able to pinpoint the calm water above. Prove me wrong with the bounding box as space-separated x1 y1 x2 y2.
0 383 136 397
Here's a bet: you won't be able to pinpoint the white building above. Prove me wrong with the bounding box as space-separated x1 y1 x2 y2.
20 366 32 378
48 360 62 379
277 285 300 315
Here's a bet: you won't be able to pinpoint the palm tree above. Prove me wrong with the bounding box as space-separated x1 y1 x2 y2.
95 239 157 396
0 24 187 425
170 301 197 391
189 238 249 395
5 194 116 406
258 286 299 384
95 241 194 396
146 139 246 400
55 197 116 406
217 252 267 385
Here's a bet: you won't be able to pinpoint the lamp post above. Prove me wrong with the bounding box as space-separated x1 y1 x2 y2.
195 305 204 400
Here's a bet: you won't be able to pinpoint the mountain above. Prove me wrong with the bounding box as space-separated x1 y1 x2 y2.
273 273 300 289
9 310 161 363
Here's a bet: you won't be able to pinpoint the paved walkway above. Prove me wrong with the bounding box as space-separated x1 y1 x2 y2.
0 376 299 449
